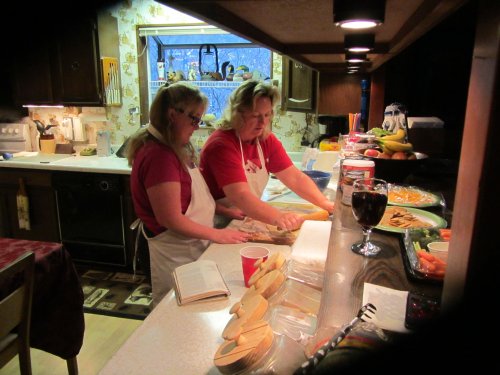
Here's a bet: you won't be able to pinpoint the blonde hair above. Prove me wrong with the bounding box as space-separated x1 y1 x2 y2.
218 80 280 139
126 82 208 167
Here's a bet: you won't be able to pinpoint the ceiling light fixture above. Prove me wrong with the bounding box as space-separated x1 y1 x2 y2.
344 33 375 52
345 53 368 63
334 0 386 29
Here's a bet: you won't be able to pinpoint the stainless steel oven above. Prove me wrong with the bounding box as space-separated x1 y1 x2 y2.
53 171 129 267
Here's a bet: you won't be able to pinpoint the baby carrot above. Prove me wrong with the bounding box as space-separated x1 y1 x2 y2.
419 257 436 272
417 250 434 261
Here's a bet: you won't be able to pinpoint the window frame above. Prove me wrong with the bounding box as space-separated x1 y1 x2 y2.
136 23 274 126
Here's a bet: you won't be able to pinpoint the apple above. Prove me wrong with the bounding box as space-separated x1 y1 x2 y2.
391 151 408 160
364 148 380 158
378 152 392 159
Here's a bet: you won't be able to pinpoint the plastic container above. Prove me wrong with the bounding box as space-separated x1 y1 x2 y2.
39 134 56 154
427 241 449 262
267 305 317 344
268 279 322 315
340 159 375 205
312 151 340 173
244 334 306 375
97 130 112 157
319 139 341 151
285 259 324 291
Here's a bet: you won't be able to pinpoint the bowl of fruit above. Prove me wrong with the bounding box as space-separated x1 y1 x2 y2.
361 129 429 183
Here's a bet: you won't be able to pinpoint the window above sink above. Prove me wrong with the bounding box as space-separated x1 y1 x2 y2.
138 24 272 122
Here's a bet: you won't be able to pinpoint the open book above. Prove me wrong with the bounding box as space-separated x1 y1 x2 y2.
172 259 231 305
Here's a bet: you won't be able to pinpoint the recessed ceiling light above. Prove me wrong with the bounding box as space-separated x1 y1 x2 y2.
333 0 385 29
345 53 368 63
344 34 375 52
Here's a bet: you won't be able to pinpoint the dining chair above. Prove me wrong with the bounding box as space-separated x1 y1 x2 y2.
0 251 35 375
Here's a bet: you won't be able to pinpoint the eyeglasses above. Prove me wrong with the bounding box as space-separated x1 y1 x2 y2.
175 108 202 127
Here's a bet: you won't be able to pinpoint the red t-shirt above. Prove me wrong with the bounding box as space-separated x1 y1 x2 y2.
130 141 192 235
199 129 292 200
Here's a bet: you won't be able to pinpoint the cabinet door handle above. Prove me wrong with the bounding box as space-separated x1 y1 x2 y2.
71 61 80 71
289 98 310 103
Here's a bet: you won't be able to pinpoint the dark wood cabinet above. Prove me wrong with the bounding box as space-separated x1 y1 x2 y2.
0 169 59 242
54 17 103 105
0 168 138 270
281 56 317 112
12 35 56 105
12 16 104 106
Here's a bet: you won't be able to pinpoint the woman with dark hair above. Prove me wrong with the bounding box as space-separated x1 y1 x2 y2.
200 80 334 231
127 82 248 306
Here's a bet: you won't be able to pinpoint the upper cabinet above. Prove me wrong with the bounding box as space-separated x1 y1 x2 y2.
281 56 317 112
54 17 102 106
12 13 120 107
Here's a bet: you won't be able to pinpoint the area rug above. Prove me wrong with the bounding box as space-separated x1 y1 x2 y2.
79 269 152 320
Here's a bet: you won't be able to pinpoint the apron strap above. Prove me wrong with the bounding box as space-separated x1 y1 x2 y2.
130 218 148 281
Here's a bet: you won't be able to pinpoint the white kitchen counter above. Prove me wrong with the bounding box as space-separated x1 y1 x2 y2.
0 152 131 174
98 243 293 375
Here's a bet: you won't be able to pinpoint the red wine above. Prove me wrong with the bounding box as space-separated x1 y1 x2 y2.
352 191 387 227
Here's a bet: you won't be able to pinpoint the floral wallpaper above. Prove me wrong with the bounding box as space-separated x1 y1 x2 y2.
29 0 316 152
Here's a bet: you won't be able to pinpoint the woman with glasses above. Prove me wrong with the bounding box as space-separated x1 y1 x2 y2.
200 80 335 231
127 82 249 306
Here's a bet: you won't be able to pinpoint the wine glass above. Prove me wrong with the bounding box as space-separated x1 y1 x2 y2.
351 178 388 257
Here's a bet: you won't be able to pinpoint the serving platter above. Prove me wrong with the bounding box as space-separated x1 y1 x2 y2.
375 207 447 234
398 233 443 285
387 184 441 207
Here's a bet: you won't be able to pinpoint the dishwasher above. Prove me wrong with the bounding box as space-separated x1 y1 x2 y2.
53 172 129 267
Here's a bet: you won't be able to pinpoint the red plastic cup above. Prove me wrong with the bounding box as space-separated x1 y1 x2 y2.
240 246 270 287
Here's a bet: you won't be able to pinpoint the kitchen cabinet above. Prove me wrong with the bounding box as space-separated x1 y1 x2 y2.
52 171 136 269
0 169 59 242
53 16 102 105
0 167 138 270
281 56 318 112
11 36 55 106
12 13 119 106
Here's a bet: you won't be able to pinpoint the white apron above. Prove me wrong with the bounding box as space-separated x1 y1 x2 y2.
140 125 216 307
214 137 269 228
239 136 269 198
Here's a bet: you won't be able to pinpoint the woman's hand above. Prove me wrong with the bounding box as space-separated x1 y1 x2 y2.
215 201 247 220
322 199 335 214
274 212 304 231
225 207 247 220
213 228 250 244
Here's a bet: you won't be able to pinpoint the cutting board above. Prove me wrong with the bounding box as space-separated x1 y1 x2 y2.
214 320 274 374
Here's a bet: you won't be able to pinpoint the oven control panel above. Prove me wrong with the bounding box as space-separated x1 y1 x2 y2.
0 123 27 141
0 122 32 153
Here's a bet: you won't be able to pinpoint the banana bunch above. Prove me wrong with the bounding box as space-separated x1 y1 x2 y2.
378 128 406 142
375 129 413 155
378 140 414 154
